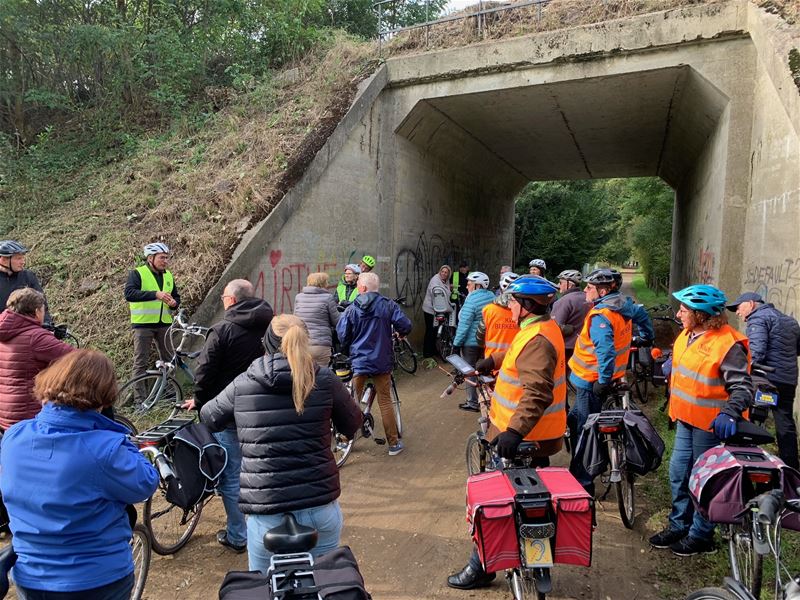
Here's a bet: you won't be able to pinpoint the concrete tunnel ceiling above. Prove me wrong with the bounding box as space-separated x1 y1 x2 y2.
395 66 730 189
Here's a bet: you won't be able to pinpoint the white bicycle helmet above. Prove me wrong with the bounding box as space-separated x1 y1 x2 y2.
467 271 490 289
499 271 520 293
143 242 170 257
529 258 547 270
344 263 361 274
557 269 582 284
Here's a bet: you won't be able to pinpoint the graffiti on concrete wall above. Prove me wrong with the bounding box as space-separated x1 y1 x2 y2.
395 232 469 308
744 256 800 317
686 244 716 285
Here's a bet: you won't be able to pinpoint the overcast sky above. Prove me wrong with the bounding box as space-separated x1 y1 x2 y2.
444 0 480 14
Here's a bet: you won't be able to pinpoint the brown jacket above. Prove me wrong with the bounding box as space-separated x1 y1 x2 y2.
486 314 563 457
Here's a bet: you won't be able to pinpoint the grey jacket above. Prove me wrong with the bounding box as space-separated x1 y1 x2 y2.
293 286 340 348
550 287 590 350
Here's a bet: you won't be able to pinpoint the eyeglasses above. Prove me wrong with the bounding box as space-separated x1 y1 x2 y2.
221 294 234 301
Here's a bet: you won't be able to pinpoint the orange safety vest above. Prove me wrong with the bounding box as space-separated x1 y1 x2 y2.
489 318 567 442
482 303 520 359
568 306 632 383
669 325 750 431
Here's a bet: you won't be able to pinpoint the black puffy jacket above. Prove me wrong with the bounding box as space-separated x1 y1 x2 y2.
199 353 362 515
745 303 800 385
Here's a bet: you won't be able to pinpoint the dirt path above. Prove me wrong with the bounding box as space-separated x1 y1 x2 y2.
111 365 667 600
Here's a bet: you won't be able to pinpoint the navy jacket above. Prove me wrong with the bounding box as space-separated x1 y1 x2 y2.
0 404 158 592
745 303 800 385
336 292 412 375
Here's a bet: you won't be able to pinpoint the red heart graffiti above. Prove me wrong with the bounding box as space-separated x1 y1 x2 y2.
269 249 282 268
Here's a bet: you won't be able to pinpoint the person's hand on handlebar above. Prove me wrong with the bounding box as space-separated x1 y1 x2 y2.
493 429 523 460
475 357 495 374
181 398 196 411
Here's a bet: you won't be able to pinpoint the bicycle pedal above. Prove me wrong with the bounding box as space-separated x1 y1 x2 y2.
374 438 386 445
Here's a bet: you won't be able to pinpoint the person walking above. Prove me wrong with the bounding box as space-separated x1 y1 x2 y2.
294 272 340 367
453 272 495 412
421 265 452 359
726 291 800 469
650 284 753 556
200 315 362 573
183 278 273 554
124 243 180 405
337 272 412 455
0 240 50 325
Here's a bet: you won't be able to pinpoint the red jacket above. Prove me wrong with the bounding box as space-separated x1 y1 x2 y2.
0 310 74 430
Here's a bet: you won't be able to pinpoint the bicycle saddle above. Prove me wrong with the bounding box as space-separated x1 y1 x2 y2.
516 442 540 457
726 420 775 446
263 513 318 554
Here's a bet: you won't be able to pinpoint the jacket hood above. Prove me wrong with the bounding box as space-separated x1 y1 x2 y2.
353 291 380 313
246 352 294 393
594 291 629 315
224 298 273 329
747 302 775 319
0 310 42 342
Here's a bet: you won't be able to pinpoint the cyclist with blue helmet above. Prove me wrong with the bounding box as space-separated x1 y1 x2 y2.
567 268 654 494
649 284 754 557
0 240 51 325
448 275 566 590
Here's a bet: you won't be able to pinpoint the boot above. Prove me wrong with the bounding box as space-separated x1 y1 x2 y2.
446 563 496 590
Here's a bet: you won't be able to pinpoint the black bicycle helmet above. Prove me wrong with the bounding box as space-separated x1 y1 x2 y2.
0 240 28 257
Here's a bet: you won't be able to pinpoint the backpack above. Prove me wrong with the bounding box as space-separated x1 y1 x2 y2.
165 423 227 510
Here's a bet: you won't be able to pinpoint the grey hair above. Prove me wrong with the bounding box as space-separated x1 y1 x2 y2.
224 279 255 302
358 272 380 292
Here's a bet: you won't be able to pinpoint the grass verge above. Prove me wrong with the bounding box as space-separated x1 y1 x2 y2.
631 273 670 308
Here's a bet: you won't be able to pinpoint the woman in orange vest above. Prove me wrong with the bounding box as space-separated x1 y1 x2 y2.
447 275 566 591
475 271 520 363
649 284 753 557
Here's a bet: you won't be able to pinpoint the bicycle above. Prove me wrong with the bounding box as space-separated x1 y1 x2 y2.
135 413 208 555
392 297 417 374
118 308 207 431
130 523 152 600
626 336 653 404
430 287 456 359
328 354 402 468
43 323 80 347
684 487 800 600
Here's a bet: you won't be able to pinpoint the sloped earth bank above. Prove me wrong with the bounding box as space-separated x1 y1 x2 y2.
86 367 673 600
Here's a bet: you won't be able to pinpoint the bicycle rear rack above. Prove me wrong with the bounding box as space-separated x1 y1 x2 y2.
135 417 195 445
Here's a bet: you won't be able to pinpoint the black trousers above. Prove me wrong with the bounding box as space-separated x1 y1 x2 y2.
423 312 437 358
773 383 799 470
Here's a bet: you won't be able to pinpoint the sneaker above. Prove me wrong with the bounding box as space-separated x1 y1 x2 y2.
458 402 480 412
216 530 247 554
649 528 687 549
388 441 405 456
670 535 717 557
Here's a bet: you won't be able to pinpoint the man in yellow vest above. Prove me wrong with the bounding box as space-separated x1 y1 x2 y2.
447 275 565 590
124 243 180 406
335 263 360 307
649 284 753 557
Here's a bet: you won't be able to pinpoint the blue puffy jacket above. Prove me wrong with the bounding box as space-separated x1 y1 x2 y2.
745 303 800 385
337 292 412 375
454 288 495 347
0 404 159 592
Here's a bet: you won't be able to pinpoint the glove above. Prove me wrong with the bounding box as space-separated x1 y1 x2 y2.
475 357 495 374
712 413 738 440
452 346 462 357
493 429 523 460
592 381 611 400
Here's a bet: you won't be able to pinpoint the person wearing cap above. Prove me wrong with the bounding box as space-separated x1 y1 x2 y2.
0 240 51 324
567 268 653 494
124 242 181 400
422 265 453 359
551 269 590 368
727 291 800 469
453 272 495 412
649 284 754 557
358 255 376 274
336 264 360 307
447 275 565 590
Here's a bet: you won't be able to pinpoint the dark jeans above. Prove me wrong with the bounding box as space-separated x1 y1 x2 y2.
16 573 134 600
774 383 799 470
423 312 437 358
462 346 483 407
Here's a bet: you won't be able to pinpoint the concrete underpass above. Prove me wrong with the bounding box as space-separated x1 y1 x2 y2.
198 0 800 336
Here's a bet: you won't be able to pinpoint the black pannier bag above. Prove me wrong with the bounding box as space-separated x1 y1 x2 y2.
165 423 227 510
572 413 609 478
623 410 665 476
219 546 371 600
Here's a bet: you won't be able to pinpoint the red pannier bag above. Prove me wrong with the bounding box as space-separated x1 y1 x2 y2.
466 470 521 573
537 468 594 567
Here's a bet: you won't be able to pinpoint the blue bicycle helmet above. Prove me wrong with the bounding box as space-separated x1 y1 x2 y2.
0 240 28 257
507 275 558 298
673 284 727 315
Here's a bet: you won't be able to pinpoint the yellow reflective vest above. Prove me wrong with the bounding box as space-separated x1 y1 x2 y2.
129 265 174 325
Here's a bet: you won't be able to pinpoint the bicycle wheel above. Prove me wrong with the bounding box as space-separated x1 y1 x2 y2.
395 339 417 374
130 524 152 600
390 379 403 438
114 414 139 436
143 481 203 555
633 361 650 404
683 590 739 600
465 432 487 476
436 327 453 359
509 568 544 600
612 440 636 528
727 522 763 598
119 374 183 432
331 424 354 468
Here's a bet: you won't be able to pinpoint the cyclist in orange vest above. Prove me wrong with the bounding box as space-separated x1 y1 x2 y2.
447 275 565 590
567 268 653 494
649 284 753 557
475 270 520 362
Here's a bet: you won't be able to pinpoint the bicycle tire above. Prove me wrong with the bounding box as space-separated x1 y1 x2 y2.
616 472 636 529
143 482 203 555
436 327 453 360
395 339 417 374
331 424 354 468
633 361 650 404
114 414 139 436
130 524 152 600
389 378 403 438
683 589 741 600
465 432 487 476
727 522 764 598
509 568 544 600
119 374 183 432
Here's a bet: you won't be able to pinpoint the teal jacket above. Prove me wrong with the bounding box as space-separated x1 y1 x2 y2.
454 289 495 347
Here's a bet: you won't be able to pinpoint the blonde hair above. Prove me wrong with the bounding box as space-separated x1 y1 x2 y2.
270 314 316 414
358 271 379 292
307 272 329 288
